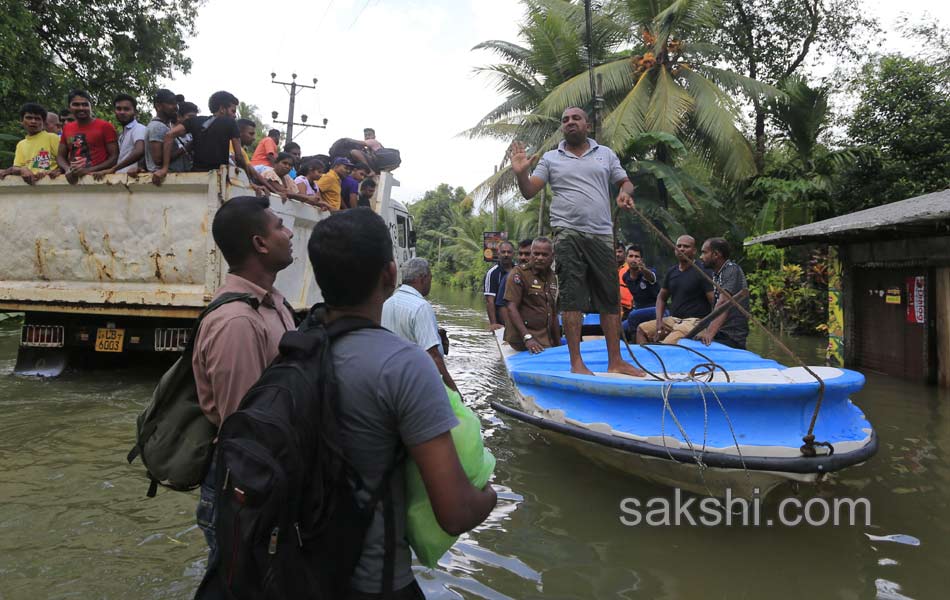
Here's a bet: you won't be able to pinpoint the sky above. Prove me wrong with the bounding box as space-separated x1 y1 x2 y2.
166 0 949 206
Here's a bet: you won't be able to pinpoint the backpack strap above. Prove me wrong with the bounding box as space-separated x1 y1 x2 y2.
282 298 303 327
186 292 259 353
362 446 406 599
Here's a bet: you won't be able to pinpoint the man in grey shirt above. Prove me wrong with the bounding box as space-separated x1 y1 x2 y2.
510 107 644 377
698 237 750 349
309 208 497 598
144 89 189 173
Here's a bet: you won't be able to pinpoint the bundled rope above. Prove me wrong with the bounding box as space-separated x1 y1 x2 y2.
613 204 832 458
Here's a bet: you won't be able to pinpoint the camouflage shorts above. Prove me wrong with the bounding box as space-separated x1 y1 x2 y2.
553 227 620 314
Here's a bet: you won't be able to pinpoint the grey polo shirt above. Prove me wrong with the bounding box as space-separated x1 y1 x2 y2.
531 138 629 235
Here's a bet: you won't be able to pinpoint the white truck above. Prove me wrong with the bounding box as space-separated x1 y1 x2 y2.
0 167 416 375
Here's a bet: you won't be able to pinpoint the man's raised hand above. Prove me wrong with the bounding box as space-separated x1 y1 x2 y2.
509 141 530 175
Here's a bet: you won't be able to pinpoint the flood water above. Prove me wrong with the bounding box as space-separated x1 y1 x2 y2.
1 285 948 599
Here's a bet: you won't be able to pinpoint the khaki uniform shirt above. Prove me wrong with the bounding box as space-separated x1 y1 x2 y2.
503 265 558 351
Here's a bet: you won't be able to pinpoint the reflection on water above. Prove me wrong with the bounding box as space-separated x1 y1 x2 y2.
1 284 949 599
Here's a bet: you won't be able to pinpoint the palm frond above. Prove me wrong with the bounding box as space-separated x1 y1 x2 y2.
536 57 634 119
698 65 783 100
679 67 756 181
600 66 653 148
645 66 693 134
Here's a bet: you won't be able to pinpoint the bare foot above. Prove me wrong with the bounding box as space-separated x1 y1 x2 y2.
570 360 595 376
607 361 646 377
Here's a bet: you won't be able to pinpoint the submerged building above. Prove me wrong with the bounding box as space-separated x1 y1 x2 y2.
746 189 950 387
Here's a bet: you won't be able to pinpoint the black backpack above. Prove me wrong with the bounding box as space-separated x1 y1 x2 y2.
372 148 401 171
196 307 405 600
128 292 260 497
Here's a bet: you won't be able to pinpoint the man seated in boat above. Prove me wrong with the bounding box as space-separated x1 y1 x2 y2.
502 238 560 354
635 235 714 345
495 239 533 327
696 237 750 349
621 244 663 338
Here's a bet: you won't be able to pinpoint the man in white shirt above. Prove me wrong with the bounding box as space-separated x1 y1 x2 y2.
110 93 147 174
382 257 458 392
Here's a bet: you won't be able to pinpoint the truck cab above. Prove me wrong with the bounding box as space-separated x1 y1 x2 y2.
0 167 416 376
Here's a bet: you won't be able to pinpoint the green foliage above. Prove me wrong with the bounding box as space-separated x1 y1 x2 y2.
410 184 542 293
836 55 950 210
0 0 201 109
711 0 878 167
745 243 828 334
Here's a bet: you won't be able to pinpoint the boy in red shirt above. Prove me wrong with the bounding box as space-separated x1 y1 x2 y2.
56 89 118 184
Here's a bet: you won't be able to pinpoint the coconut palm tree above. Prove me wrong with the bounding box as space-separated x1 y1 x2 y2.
535 0 776 183
466 0 629 200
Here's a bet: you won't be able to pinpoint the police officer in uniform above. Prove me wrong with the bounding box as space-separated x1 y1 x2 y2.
503 238 560 353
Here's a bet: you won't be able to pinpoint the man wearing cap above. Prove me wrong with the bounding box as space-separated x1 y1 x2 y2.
315 157 354 211
510 107 644 377
145 89 189 173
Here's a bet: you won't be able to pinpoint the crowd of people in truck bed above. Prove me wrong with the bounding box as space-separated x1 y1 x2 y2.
0 89 398 212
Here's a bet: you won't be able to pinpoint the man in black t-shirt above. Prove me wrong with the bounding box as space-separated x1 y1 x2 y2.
636 235 714 344
152 91 264 189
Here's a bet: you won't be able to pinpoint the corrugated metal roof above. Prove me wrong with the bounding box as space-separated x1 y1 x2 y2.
745 189 950 247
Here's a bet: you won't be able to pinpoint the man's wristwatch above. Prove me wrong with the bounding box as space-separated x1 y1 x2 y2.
523 333 534 341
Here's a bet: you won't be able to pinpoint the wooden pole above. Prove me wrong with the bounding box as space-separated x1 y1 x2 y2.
538 187 546 236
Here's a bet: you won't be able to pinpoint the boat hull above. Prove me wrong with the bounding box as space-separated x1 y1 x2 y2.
492 335 877 498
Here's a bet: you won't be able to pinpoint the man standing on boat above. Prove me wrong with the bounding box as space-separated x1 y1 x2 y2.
503 238 560 354
510 107 644 376
698 237 750 349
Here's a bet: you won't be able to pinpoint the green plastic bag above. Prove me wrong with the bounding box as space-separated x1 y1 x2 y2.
405 386 496 567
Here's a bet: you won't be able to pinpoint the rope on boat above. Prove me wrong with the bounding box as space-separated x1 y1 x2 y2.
655 353 753 494
613 204 832 458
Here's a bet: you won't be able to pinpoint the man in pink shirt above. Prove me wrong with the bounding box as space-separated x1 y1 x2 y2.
192 195 296 563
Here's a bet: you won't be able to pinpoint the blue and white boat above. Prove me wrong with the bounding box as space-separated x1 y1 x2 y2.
492 334 877 498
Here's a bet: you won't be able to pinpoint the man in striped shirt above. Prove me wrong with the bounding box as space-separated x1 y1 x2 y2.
484 241 514 331
382 257 458 392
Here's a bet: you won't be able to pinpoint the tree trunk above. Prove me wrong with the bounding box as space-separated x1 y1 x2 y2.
754 101 766 174
656 145 670 210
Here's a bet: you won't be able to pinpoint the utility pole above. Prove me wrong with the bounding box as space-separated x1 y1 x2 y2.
492 164 498 230
584 0 598 138
270 72 328 142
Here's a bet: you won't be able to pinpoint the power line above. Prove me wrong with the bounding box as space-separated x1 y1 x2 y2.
315 0 336 36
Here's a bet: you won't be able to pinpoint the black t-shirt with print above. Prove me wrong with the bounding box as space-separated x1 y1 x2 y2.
186 115 240 171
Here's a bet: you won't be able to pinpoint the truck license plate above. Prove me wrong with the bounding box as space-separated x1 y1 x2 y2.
95 328 125 352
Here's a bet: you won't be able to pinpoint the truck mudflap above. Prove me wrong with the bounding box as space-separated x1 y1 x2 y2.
14 347 68 377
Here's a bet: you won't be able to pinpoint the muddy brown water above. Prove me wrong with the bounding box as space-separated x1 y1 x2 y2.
0 286 947 599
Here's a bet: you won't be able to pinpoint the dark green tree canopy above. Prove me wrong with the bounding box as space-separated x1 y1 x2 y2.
0 0 202 111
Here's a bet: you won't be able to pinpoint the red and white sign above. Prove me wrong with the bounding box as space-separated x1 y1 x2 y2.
906 276 926 324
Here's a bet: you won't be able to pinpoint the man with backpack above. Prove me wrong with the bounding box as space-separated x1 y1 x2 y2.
192 195 296 564
316 209 497 598
199 208 496 599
